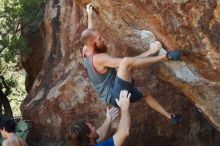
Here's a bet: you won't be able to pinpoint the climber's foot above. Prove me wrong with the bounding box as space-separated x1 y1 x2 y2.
149 41 162 55
170 114 182 125
166 50 181 61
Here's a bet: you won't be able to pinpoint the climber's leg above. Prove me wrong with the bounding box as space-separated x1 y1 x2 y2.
109 57 143 106
115 50 181 77
109 53 167 106
109 55 182 124
109 55 166 106
117 55 166 73
143 92 171 119
143 92 182 124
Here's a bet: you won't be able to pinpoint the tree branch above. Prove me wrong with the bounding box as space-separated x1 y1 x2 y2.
14 3 45 34
0 48 4 54
0 75 11 96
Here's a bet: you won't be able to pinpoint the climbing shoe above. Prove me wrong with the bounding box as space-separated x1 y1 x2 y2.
171 114 182 125
166 50 181 61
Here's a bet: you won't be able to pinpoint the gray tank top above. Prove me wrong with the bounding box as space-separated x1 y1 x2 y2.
84 55 116 104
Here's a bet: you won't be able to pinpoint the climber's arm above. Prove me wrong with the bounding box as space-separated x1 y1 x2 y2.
135 41 162 58
93 53 122 68
113 90 131 146
96 107 119 143
86 4 93 28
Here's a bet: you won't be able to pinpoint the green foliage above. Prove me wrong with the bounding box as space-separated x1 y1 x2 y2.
2 36 32 63
0 0 45 62
0 58 26 116
0 136 3 144
0 0 47 117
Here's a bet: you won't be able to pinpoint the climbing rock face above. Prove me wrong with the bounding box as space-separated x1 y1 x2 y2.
91 0 220 130
21 0 220 145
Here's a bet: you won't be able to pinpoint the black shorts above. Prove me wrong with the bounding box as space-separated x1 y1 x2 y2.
109 76 143 107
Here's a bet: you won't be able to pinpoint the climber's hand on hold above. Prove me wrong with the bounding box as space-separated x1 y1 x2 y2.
86 3 93 28
149 41 162 55
86 3 93 17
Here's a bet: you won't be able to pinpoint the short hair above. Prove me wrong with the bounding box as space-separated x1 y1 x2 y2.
80 28 97 44
0 118 16 133
68 120 91 146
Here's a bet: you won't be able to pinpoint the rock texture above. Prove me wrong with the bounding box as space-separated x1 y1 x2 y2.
21 0 220 145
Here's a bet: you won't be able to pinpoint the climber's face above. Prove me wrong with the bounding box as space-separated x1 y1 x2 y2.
92 31 107 53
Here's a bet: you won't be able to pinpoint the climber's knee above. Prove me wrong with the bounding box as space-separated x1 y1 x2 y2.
119 57 133 69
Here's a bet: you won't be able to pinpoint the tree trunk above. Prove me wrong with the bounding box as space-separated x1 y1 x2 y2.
0 90 13 117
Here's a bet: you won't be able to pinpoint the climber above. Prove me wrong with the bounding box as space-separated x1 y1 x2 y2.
68 90 131 146
81 3 182 124
0 118 28 146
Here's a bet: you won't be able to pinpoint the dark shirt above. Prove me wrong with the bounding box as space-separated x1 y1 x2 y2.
84 55 116 104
